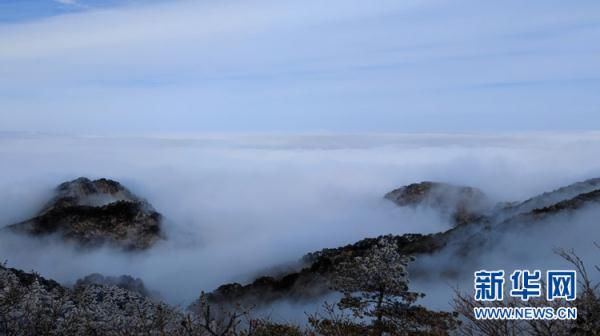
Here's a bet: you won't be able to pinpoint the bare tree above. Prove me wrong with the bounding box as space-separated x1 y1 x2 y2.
554 248 600 336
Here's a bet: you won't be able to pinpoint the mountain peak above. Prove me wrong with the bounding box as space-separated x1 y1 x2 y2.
5 177 164 250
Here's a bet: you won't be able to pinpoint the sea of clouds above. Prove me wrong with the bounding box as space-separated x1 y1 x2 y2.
1 132 600 311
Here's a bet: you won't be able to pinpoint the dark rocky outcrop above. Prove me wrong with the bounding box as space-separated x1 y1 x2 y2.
208 272 330 306
384 181 491 226
4 177 163 250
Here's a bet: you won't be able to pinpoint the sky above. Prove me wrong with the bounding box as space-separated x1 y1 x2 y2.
0 0 599 133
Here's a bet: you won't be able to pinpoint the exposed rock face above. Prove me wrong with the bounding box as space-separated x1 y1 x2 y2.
5 177 163 250
384 181 491 226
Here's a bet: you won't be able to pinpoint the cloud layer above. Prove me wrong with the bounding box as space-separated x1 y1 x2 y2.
1 132 600 308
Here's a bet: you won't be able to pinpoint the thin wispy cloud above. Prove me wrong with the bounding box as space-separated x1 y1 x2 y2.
0 0 599 133
54 0 78 5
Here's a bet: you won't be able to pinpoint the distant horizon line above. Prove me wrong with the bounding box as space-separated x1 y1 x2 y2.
2 129 600 137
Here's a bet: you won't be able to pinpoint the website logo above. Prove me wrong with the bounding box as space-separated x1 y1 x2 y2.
473 269 577 320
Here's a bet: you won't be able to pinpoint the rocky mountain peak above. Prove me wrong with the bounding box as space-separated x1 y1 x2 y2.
5 177 164 250
384 181 490 226
41 177 140 212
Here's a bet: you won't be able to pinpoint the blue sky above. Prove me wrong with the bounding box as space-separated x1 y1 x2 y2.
0 0 137 23
0 0 599 134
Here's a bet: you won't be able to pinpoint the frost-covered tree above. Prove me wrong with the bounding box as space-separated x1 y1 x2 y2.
1 262 298 336
0 264 186 336
330 235 458 336
555 248 600 335
1 244 462 336
181 291 255 336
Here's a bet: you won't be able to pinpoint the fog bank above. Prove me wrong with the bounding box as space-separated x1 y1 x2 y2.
1 132 600 306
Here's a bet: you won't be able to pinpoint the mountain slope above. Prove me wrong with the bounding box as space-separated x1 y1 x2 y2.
207 177 600 306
